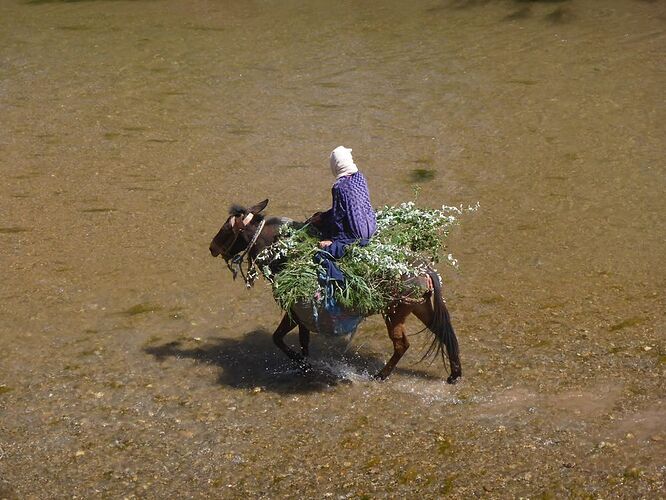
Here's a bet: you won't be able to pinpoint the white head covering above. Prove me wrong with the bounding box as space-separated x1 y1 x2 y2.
329 146 358 179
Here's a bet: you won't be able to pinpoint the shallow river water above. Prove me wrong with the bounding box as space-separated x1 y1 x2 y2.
1 0 664 497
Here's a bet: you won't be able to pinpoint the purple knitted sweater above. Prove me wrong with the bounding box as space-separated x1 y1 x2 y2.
320 172 376 242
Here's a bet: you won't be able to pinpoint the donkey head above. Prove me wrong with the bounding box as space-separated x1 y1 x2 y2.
209 199 269 260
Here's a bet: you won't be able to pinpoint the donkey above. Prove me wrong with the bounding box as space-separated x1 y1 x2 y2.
209 199 462 383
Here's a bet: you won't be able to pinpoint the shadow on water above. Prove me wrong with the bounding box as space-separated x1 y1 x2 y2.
144 328 442 394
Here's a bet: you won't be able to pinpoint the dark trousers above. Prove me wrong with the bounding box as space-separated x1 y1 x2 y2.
313 238 370 286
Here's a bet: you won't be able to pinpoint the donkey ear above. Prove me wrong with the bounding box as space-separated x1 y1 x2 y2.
248 199 269 214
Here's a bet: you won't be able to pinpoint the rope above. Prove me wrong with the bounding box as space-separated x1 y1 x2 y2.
227 219 266 287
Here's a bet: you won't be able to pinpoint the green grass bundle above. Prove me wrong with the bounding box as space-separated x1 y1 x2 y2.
255 202 478 315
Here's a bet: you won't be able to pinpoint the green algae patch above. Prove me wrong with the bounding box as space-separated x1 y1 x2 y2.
437 436 454 455
609 317 643 331
480 295 505 305
146 138 177 143
440 475 456 495
307 102 343 109
185 25 225 32
80 208 117 213
623 467 643 480
409 168 435 182
507 79 539 85
398 466 419 484
0 227 29 234
362 456 381 472
57 25 90 31
121 303 162 317
143 335 162 346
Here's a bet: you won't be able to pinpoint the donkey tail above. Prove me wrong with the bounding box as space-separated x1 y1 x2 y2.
422 270 462 383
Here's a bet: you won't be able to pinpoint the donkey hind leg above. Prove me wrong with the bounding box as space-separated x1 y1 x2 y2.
375 303 412 380
298 324 310 357
272 313 311 371
412 300 462 384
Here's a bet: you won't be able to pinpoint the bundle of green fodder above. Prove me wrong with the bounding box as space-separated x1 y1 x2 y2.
255 202 477 316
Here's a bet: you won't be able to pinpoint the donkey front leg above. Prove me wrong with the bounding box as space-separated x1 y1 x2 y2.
272 313 311 372
375 304 412 380
298 324 310 357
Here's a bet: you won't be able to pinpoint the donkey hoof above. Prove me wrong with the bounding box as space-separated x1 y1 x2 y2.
297 361 313 374
446 373 461 384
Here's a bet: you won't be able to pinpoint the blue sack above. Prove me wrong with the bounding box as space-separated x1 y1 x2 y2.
292 296 364 337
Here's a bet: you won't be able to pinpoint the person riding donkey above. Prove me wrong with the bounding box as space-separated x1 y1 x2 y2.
208 145 463 380
310 146 377 292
